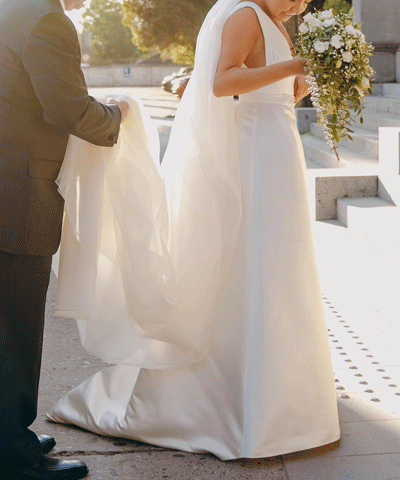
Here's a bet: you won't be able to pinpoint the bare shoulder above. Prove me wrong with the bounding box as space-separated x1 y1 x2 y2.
222 6 261 40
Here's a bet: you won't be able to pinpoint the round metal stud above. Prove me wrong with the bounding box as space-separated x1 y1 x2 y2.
336 315 343 318
341 353 348 356
352 336 359 339
329 306 335 309
371 398 381 402
377 369 385 372
389 384 397 388
345 359 352 362
336 346 343 350
340 320 346 323
344 325 350 328
372 361 380 365
347 331 355 334
332 311 338 313
395 392 400 396
383 376 391 380
349 366 358 370
367 355 374 358
365 389 374 393
329 334 335 337
339 394 350 399
335 379 340 383
359 381 368 385
336 386 345 390
361 348 369 351
357 342 364 345
354 373 363 377
326 301 331 304
332 340 339 343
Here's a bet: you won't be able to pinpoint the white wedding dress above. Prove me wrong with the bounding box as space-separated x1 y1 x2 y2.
48 1 340 460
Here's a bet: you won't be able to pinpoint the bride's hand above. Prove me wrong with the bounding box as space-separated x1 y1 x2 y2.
291 56 307 76
294 75 310 105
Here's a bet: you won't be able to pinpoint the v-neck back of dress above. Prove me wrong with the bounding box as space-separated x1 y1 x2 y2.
231 1 295 104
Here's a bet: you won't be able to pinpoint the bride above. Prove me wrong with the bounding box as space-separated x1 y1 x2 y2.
48 0 340 460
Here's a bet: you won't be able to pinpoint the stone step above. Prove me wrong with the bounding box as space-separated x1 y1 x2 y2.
310 122 379 158
364 95 400 116
301 134 379 169
337 197 395 227
306 167 379 221
337 197 400 246
358 111 400 133
383 83 400 98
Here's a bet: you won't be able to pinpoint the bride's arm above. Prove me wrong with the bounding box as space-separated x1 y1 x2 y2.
213 9 305 98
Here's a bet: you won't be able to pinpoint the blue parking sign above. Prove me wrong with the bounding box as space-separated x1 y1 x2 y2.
123 67 131 77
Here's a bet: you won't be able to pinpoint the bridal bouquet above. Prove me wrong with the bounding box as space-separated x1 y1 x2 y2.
296 8 374 160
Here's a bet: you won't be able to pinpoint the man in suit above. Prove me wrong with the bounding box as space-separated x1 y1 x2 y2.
0 0 129 478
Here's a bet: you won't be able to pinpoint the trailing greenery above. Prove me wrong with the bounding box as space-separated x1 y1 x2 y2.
296 7 374 160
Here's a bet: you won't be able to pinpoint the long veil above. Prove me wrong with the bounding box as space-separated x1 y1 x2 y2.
54 0 243 368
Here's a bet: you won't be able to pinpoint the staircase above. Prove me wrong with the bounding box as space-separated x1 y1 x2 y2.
302 83 400 251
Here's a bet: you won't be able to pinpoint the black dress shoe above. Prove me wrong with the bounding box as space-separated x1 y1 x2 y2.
38 434 56 454
14 454 88 479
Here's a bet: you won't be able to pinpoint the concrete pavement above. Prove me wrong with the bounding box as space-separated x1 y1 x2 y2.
32 88 400 479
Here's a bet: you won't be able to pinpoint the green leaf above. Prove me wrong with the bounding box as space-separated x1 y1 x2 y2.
324 56 331 67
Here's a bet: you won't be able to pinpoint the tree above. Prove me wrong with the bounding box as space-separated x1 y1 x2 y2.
323 0 352 14
122 0 216 66
82 0 140 65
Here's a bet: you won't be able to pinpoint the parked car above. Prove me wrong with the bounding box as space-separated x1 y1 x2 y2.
171 74 191 98
162 67 193 93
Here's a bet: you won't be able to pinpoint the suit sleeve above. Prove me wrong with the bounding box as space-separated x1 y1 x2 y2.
22 12 121 147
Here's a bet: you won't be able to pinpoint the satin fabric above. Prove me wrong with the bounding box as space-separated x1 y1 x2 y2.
48 1 340 460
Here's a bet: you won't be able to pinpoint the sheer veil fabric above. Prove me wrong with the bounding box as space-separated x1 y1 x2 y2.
50 0 341 460
54 0 246 368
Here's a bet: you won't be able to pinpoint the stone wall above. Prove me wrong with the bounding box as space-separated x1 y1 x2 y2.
353 0 400 83
82 65 180 88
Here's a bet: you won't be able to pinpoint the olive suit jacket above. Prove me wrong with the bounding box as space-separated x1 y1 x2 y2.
0 0 121 256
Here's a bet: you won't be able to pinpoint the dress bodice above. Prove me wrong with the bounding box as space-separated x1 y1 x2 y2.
230 1 295 104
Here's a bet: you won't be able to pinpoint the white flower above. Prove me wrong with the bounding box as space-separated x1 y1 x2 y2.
331 35 344 49
346 39 355 48
314 40 330 54
342 51 354 63
299 22 309 34
323 18 336 27
354 28 363 37
303 12 323 30
320 9 334 20
345 25 357 36
303 12 315 23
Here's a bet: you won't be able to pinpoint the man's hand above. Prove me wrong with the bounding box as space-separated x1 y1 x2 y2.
294 75 310 105
107 98 129 124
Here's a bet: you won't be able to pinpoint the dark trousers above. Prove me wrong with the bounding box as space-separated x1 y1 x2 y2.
0 251 52 468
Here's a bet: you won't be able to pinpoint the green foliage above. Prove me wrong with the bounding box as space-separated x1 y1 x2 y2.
296 8 374 159
82 0 140 65
323 0 352 14
122 0 216 66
